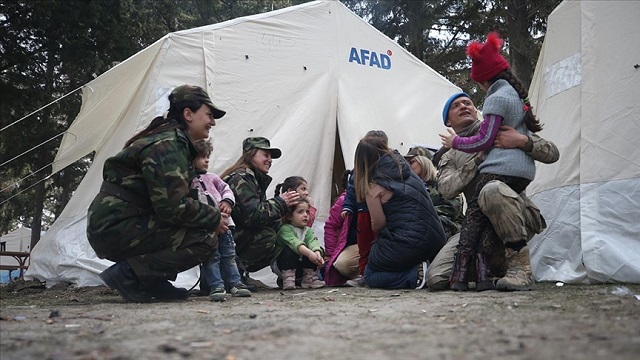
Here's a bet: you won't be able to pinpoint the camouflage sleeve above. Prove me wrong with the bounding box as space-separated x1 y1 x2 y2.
226 172 287 228
527 134 560 164
431 188 463 222
436 151 478 200
140 136 221 229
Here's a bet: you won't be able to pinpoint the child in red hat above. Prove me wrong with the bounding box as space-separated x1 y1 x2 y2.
439 32 544 292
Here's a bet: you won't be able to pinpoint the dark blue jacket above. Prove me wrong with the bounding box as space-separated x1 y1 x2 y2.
342 173 368 214
367 151 446 272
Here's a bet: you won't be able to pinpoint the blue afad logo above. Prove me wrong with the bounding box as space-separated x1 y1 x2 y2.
349 47 392 70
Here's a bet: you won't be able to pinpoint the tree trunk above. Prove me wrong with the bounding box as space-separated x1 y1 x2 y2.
31 178 45 250
505 0 533 89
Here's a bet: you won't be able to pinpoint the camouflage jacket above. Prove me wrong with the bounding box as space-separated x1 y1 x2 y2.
425 179 463 238
89 126 221 230
437 120 560 201
223 167 289 230
426 180 462 221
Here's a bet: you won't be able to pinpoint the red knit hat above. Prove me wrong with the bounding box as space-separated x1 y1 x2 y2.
467 32 510 82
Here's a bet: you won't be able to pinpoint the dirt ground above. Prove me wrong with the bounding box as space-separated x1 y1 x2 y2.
1 280 639 360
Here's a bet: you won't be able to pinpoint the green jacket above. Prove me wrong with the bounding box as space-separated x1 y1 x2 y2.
274 224 323 259
87 126 221 243
223 167 288 230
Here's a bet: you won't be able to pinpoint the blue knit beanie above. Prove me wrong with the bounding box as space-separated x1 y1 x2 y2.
442 92 470 125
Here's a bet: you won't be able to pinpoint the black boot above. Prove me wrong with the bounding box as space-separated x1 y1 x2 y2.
142 279 189 301
475 252 495 292
100 262 152 303
450 250 472 291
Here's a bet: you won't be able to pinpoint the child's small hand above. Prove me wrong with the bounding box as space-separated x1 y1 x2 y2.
306 252 322 267
219 201 232 214
216 213 230 234
341 210 349 219
439 128 457 149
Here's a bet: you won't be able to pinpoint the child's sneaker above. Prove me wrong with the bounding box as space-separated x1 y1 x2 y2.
345 275 366 287
281 269 296 290
229 284 252 297
208 286 226 302
415 261 428 289
301 268 325 289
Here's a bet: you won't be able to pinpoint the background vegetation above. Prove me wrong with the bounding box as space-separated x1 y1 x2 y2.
0 0 561 247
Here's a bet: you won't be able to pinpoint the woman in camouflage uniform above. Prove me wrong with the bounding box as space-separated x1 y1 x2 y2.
404 146 463 240
220 137 301 275
87 85 227 302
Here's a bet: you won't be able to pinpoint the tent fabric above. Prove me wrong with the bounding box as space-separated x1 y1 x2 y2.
0 227 31 267
528 0 640 283
26 0 460 287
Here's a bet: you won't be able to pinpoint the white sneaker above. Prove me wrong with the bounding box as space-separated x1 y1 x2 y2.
415 261 428 289
345 275 366 287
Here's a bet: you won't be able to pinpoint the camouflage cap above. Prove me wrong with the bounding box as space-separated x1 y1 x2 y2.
404 146 433 160
242 137 282 159
169 85 226 119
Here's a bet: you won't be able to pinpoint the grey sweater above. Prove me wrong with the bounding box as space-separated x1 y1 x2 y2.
478 79 535 180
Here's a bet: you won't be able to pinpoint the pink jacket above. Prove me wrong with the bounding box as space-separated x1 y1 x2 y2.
191 172 236 227
323 193 352 286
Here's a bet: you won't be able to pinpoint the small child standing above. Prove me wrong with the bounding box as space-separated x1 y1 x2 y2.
275 199 325 290
274 176 317 227
191 139 251 301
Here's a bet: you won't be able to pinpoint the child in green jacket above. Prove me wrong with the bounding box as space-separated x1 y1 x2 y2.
275 199 325 290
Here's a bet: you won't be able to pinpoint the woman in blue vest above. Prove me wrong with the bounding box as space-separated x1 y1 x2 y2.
352 135 446 289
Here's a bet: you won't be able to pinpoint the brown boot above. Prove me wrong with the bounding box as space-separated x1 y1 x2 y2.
475 252 495 291
281 269 296 290
495 246 536 291
450 250 472 291
301 269 325 289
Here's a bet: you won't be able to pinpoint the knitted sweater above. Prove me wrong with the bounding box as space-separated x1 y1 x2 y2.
479 79 535 180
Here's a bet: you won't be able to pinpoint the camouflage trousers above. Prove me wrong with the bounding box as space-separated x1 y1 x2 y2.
233 226 278 273
458 174 530 254
426 180 546 290
88 215 217 281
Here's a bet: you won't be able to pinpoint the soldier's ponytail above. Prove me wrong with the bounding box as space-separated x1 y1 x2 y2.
124 100 202 148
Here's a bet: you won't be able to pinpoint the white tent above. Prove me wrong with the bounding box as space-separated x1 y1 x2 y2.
528 0 640 283
0 227 31 253
0 227 31 283
26 0 460 286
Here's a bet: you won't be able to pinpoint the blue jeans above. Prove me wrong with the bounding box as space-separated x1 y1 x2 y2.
201 231 243 290
364 263 418 289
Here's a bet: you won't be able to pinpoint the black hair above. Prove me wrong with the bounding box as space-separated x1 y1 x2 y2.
124 100 202 148
274 176 307 197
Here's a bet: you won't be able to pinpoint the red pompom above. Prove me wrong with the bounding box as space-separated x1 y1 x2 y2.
485 32 504 50
466 41 482 58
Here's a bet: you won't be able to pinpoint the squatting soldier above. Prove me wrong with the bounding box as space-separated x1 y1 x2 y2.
87 84 227 302
220 137 300 276
427 92 559 291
